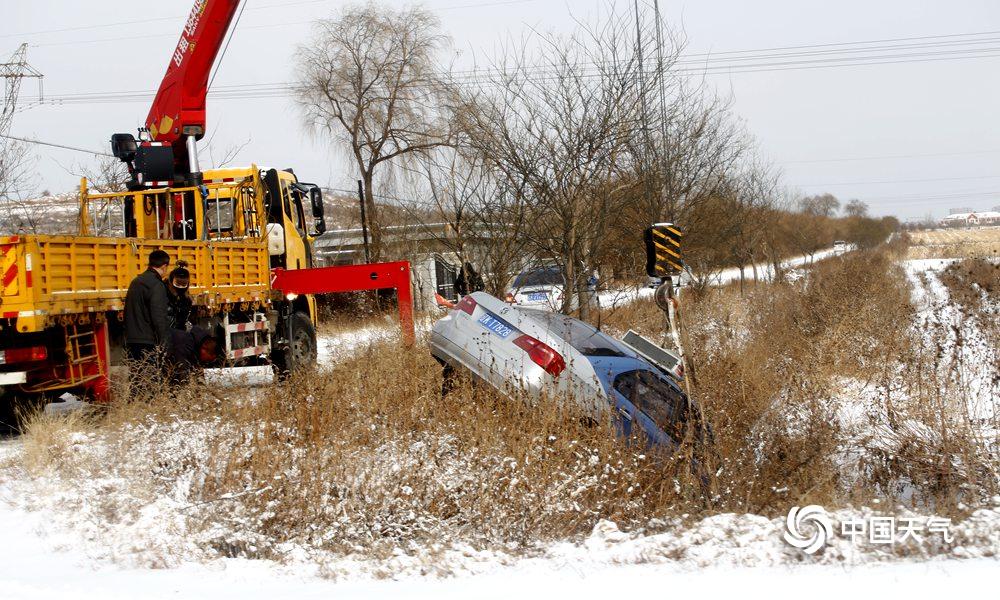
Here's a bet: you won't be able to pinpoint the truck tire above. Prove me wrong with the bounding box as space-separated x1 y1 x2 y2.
273 311 317 376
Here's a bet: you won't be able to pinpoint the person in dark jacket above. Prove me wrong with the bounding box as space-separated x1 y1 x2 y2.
166 326 219 385
454 262 485 297
166 262 193 331
124 249 171 366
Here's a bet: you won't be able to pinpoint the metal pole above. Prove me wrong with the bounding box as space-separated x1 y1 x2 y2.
357 179 371 263
653 0 673 222
185 135 201 176
154 194 161 239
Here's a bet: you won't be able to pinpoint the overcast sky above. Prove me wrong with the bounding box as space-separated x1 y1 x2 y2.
5 0 1000 220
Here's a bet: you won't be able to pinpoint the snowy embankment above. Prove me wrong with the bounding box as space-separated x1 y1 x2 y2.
902 258 997 420
0 450 997 600
1 251 997 598
597 245 848 309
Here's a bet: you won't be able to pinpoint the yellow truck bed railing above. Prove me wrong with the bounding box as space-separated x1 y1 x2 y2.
0 234 270 333
0 169 272 333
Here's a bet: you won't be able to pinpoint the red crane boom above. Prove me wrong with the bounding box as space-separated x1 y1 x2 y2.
113 0 241 185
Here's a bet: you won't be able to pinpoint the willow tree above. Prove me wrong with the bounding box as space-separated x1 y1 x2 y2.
296 3 453 259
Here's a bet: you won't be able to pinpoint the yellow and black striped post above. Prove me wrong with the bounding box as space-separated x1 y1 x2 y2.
644 223 683 277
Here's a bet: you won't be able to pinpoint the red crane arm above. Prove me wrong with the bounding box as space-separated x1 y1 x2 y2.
145 0 240 146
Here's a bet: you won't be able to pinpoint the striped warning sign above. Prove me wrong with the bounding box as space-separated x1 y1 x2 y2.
1 242 19 297
644 223 683 276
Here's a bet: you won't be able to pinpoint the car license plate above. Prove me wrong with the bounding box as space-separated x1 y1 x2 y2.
477 312 514 339
527 292 548 302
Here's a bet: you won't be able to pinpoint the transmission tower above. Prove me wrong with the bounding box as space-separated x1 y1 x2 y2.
0 43 44 138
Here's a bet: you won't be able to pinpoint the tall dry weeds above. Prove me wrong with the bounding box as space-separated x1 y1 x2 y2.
16 245 998 564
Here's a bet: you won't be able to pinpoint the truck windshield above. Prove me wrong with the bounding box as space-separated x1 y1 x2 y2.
613 369 688 441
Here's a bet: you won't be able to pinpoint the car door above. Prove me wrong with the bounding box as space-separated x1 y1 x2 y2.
608 374 639 439
611 369 685 449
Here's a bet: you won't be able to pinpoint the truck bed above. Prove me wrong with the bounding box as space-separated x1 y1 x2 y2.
0 234 270 333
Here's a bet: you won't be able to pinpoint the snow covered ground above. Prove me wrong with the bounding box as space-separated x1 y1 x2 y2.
903 258 998 420
2 248 997 598
0 468 996 600
597 244 849 309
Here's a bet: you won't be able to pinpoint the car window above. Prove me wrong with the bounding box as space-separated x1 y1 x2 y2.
527 311 625 356
513 267 564 288
613 369 688 440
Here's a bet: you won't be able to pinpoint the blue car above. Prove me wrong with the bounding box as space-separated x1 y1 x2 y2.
431 292 696 451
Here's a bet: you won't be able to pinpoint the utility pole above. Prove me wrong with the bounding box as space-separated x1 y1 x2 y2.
0 44 44 138
357 179 371 263
635 0 656 217
652 0 672 222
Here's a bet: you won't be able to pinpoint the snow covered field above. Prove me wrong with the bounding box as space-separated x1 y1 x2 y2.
0 251 996 598
597 244 848 309
0 468 996 600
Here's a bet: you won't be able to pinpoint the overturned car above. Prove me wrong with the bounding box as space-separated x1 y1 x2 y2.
430 292 699 451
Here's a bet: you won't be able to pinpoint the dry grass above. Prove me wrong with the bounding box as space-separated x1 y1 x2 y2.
15 242 999 565
20 350 703 563
939 258 1000 312
603 246 997 513
907 227 1000 259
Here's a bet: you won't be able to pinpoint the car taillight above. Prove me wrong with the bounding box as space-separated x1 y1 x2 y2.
0 345 47 365
456 295 478 315
512 335 566 377
505 292 516 304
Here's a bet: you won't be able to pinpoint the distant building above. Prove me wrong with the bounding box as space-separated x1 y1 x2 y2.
940 211 1000 227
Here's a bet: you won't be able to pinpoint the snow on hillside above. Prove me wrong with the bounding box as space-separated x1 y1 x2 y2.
903 258 998 421
0 251 997 599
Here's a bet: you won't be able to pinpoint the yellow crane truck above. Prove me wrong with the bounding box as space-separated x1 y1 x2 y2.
0 166 414 402
0 0 415 406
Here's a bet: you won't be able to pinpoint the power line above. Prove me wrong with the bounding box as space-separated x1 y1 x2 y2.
13 0 538 43
0 133 113 157
783 148 1000 164
859 187 1000 201
858 193 1000 205
21 44 1000 107
794 174 1000 187
1 0 327 39
675 29 1000 57
208 0 249 92
15 28 1000 105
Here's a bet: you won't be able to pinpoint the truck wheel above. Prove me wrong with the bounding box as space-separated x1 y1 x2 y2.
273 311 317 376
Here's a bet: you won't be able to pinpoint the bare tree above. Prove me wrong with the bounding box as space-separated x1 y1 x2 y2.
76 155 130 194
411 149 535 297
296 2 454 260
844 198 869 218
0 137 41 233
799 193 840 218
455 9 672 317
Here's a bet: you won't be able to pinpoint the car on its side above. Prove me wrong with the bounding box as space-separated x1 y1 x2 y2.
430 292 698 451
